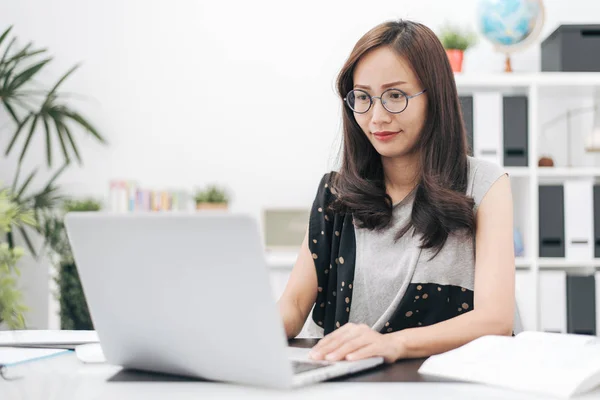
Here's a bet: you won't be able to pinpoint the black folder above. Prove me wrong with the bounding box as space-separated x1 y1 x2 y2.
566 274 596 335
503 96 529 167
539 185 565 257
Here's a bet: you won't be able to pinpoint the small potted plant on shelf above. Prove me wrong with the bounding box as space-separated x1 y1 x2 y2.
194 185 230 211
438 24 478 73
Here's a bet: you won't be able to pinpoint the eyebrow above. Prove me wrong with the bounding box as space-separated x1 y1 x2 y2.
353 80 407 90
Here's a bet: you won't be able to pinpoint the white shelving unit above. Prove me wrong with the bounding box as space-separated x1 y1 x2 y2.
455 71 600 332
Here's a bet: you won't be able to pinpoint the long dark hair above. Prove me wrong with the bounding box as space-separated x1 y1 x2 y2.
330 19 475 257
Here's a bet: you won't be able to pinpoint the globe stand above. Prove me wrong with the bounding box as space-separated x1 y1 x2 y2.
505 54 513 73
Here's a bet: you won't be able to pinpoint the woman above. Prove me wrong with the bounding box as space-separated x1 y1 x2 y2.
277 19 515 364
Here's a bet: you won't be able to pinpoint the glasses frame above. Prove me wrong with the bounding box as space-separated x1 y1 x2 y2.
343 88 427 114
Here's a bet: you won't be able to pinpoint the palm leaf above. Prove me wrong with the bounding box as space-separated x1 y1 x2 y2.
8 58 52 91
0 37 16 68
53 118 70 164
2 47 45 69
42 114 52 167
3 101 19 125
62 123 82 164
5 112 33 155
17 225 37 259
18 112 40 163
46 64 79 98
64 111 106 144
0 26 12 48
11 162 21 193
15 167 38 201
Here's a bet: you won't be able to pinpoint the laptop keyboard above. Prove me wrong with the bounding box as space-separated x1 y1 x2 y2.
291 360 331 374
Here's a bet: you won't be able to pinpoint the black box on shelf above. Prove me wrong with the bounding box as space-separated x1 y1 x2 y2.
566 274 596 336
541 24 600 72
503 95 528 167
539 185 565 257
459 96 474 156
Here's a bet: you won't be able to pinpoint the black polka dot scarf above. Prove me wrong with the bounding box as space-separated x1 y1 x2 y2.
308 172 476 336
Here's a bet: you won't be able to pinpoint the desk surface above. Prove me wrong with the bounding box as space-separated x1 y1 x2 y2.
2 339 600 400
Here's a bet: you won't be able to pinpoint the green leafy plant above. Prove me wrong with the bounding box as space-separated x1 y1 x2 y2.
0 25 106 330
194 185 230 204
438 24 478 51
0 186 36 329
37 197 101 330
0 25 107 168
0 24 106 258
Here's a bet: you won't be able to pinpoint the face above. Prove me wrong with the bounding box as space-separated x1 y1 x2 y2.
350 46 427 159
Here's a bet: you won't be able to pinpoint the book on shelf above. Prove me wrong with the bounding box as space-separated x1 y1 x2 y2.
108 180 190 213
418 331 600 398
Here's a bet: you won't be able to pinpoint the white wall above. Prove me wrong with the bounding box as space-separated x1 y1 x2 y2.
2 0 600 329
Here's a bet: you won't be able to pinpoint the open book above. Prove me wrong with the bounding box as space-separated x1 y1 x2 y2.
418 331 600 398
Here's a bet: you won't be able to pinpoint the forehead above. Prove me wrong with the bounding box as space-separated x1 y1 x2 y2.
353 46 417 87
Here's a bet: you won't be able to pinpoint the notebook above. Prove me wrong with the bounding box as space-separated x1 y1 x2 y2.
0 330 99 349
0 347 71 367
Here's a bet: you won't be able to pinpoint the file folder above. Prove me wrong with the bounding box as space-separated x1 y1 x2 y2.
459 95 474 156
540 270 567 333
473 92 503 165
564 180 594 260
539 185 565 257
594 185 600 258
515 270 535 331
566 274 596 335
502 95 529 167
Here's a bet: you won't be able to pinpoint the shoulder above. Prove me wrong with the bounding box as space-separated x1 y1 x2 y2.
466 156 509 211
312 171 340 206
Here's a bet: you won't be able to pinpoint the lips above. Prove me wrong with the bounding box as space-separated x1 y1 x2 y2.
372 130 401 141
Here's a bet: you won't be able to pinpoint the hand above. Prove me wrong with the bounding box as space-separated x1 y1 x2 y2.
308 323 404 364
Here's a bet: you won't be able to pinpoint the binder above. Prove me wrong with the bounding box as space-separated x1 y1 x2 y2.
594 185 600 258
564 180 594 260
502 95 529 167
566 274 596 335
459 96 474 156
539 185 565 257
515 270 535 331
595 272 600 335
539 270 567 333
473 92 503 165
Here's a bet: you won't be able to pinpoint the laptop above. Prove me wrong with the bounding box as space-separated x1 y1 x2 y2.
63 212 384 389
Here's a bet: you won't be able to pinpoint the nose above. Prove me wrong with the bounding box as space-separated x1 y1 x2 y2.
370 97 392 125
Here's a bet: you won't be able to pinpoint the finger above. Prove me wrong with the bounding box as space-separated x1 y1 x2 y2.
324 334 373 362
310 323 355 353
309 326 360 360
345 343 378 362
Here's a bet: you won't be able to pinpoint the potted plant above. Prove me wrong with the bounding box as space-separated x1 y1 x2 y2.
194 185 230 210
0 187 36 329
438 24 478 73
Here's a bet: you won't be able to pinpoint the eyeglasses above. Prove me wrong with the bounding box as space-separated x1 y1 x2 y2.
343 88 427 114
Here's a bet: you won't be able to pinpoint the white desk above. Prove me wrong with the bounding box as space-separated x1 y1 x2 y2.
3 351 600 400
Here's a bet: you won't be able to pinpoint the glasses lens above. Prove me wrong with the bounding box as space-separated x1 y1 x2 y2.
382 89 408 113
346 90 371 113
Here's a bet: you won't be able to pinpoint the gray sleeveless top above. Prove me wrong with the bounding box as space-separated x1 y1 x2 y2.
304 156 507 338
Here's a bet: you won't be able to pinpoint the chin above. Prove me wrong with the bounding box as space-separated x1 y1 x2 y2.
371 144 409 159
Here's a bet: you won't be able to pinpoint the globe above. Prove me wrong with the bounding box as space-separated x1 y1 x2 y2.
477 0 545 71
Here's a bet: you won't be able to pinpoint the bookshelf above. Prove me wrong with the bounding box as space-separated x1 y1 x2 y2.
269 72 600 334
454 71 600 333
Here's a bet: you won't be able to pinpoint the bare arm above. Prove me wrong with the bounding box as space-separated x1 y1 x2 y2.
389 174 516 358
277 229 319 338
